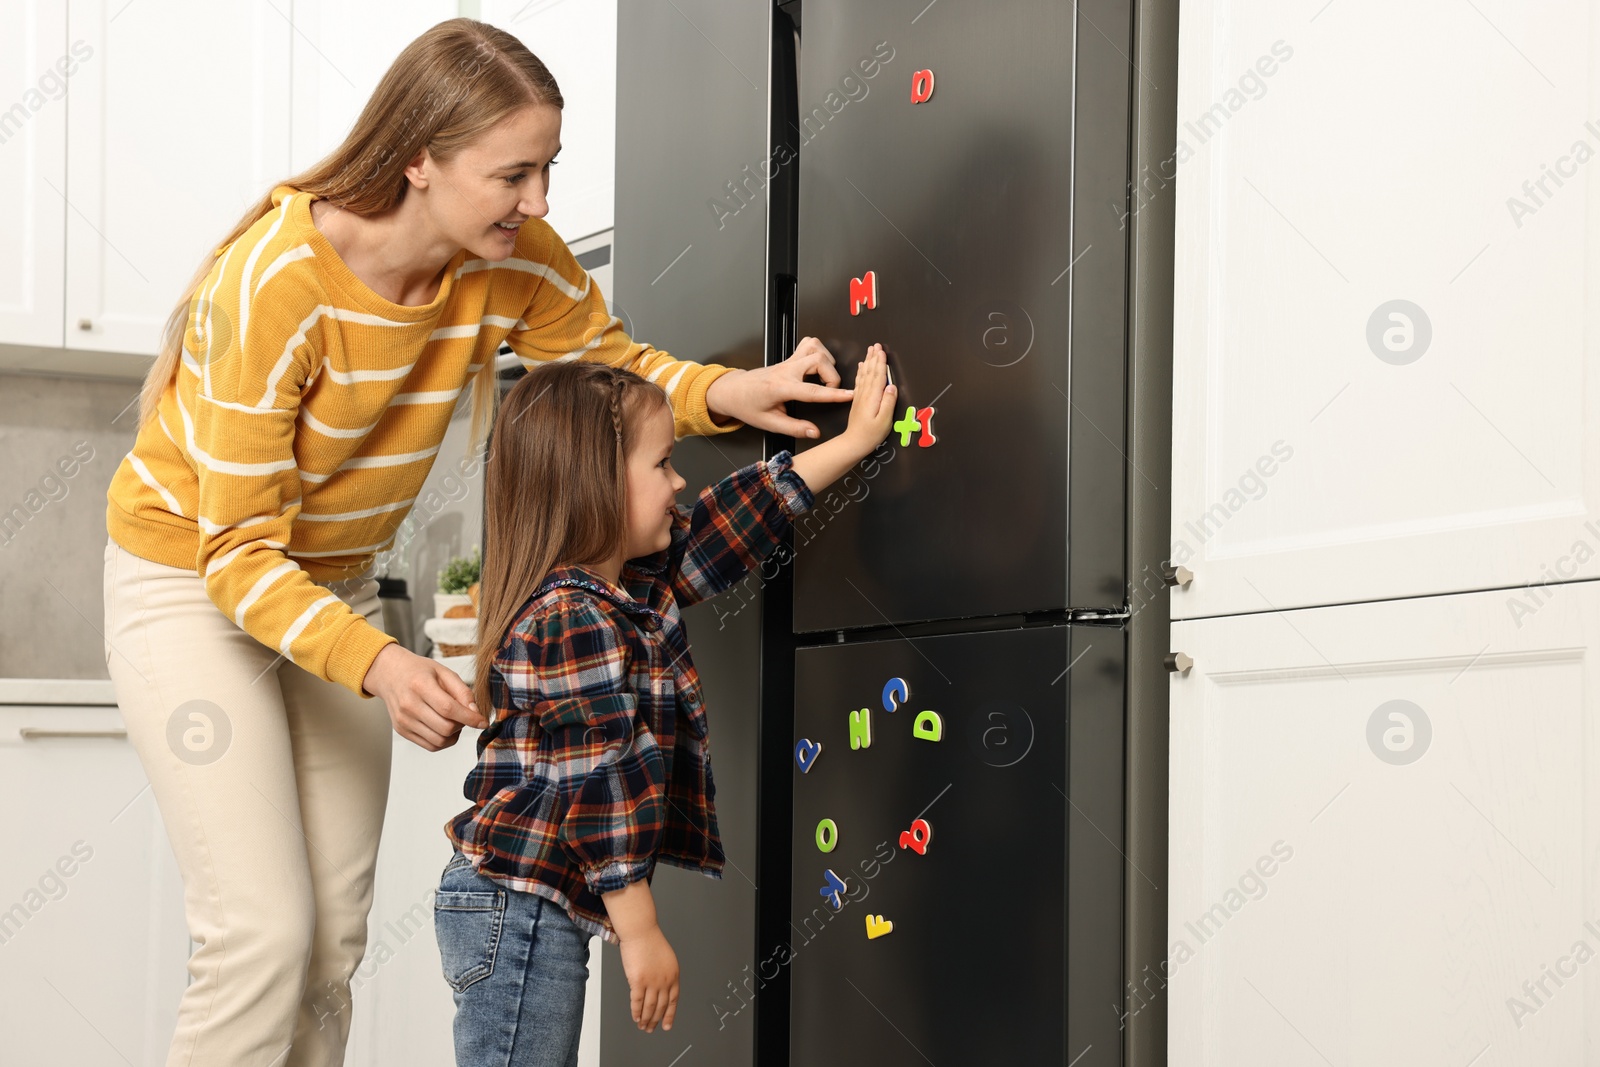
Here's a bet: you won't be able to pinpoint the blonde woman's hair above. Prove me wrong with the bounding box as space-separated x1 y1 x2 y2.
473 361 668 714
136 17 564 453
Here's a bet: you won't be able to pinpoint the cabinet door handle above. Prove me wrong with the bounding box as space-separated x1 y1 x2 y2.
19 727 128 741
77 318 94 331
1161 562 1194 588
1164 652 1194 675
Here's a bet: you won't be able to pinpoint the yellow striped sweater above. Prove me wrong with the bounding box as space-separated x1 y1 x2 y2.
106 183 740 698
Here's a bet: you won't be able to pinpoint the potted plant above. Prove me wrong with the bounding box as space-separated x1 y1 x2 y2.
426 547 481 659
434 546 481 618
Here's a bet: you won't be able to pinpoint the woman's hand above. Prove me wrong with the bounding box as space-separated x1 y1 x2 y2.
361 642 488 750
703 336 854 439
617 926 680 1033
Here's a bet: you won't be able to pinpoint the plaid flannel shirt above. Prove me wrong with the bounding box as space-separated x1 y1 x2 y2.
445 450 814 943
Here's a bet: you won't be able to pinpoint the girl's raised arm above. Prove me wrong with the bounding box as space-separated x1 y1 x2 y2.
651 345 896 609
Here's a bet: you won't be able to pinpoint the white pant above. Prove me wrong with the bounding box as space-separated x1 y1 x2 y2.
102 538 393 1067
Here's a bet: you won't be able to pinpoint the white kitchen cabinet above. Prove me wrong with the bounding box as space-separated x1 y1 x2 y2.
1170 0 1600 619
1168 580 1600 1065
289 0 461 174
62 0 291 358
0 1 620 365
0 1 68 349
0 698 602 1067
479 0 616 242
0 688 602 1067
0 699 188 1067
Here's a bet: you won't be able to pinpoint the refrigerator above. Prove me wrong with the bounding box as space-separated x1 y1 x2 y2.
606 1 1152 1064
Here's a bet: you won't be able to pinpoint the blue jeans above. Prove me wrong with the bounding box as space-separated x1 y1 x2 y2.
434 850 593 1067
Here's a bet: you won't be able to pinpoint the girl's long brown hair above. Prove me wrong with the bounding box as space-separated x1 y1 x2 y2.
473 361 669 713
135 17 564 453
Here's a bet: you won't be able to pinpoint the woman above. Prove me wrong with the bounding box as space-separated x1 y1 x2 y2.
101 18 848 1066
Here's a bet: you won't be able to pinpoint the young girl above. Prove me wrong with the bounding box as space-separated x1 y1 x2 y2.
436 345 896 1064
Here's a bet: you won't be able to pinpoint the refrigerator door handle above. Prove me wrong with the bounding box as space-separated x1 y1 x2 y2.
772 272 797 361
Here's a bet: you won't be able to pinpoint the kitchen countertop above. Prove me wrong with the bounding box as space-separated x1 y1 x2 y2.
0 678 118 706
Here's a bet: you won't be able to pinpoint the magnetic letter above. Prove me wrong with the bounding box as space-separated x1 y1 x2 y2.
893 407 922 447
913 710 943 741
848 707 872 750
898 818 933 855
819 868 848 910
911 69 935 104
916 406 937 447
866 914 894 939
816 818 838 853
849 271 879 315
795 738 823 772
882 676 909 713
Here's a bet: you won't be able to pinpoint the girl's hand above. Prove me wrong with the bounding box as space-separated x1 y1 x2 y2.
618 927 680 1033
786 343 900 495
361 642 488 750
703 337 854 439
841 343 897 450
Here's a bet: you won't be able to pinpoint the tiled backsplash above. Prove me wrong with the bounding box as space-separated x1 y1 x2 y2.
0 369 483 680
0 372 142 679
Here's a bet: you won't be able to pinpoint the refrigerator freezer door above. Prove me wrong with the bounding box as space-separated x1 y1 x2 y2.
787 624 1124 1066
605 2 775 1065
788 0 1133 632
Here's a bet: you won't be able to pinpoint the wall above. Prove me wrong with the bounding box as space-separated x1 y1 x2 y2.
0 374 136 677
0 367 477 677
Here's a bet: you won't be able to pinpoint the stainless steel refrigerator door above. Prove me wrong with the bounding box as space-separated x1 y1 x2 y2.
787 0 1133 632
787 624 1125 1066
606 3 775 1065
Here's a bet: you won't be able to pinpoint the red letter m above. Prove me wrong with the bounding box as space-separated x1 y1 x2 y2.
849 271 878 316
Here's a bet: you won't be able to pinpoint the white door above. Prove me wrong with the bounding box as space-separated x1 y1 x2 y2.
0 0 68 348
1168 580 1600 1065
1170 0 1600 619
0 707 188 1066
63 0 291 357
288 0 460 175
